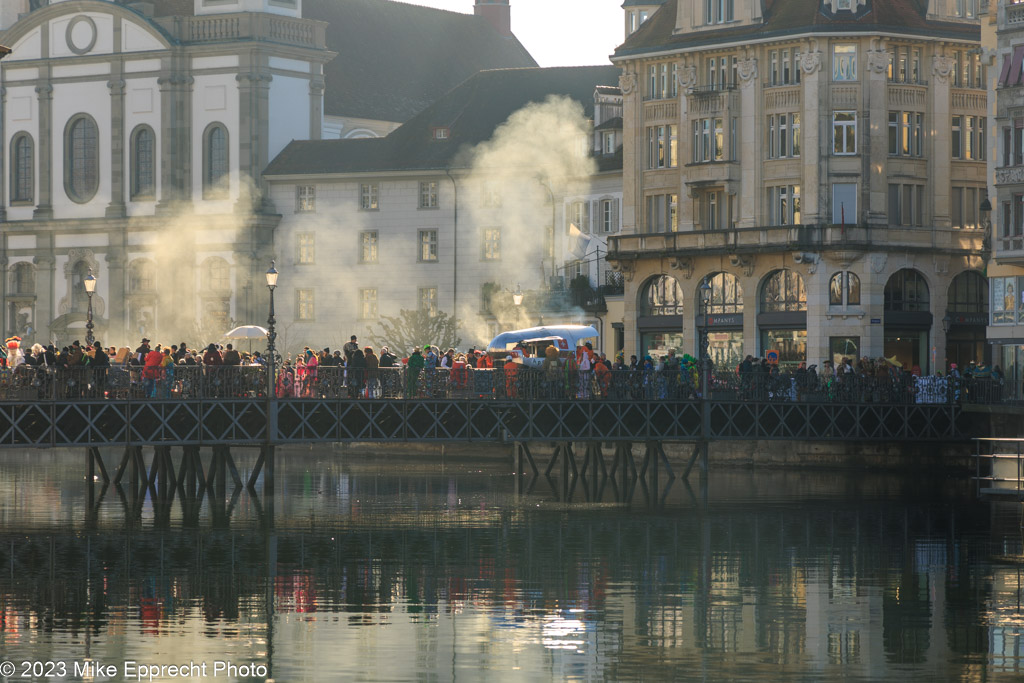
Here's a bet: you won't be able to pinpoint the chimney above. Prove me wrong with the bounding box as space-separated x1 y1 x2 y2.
474 0 511 37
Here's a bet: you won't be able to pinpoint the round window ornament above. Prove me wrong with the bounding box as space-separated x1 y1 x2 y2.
66 15 98 56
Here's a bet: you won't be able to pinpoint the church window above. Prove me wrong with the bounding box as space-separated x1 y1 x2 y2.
203 123 229 199
10 133 33 203
64 114 99 203
130 125 155 200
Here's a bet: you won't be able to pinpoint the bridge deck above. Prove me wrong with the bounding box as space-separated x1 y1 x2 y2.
0 398 972 448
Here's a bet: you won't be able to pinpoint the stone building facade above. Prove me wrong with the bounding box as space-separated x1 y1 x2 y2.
989 0 1024 383
0 0 330 345
262 66 624 353
607 0 987 372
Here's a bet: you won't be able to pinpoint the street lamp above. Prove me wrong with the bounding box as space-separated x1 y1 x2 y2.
699 278 712 399
942 313 952 334
84 268 97 347
266 260 278 397
512 283 524 307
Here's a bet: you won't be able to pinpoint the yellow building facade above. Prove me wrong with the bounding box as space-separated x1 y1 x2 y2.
608 0 987 372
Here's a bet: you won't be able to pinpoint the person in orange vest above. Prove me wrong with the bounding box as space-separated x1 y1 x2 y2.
503 356 518 398
594 357 611 398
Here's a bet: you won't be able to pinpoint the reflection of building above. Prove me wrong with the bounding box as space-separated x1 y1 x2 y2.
607 0 986 371
989 0 1024 382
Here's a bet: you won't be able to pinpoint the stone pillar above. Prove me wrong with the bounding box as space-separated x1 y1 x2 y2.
737 56 759 228
33 252 55 341
866 44 889 225
105 240 126 343
106 78 126 218
236 64 273 214
930 51 954 229
678 61 696 231
619 68 641 235
34 83 54 219
0 87 6 223
156 62 193 213
800 44 824 224
740 270 759 358
308 75 324 141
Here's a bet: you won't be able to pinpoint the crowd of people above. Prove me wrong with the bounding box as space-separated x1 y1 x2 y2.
0 333 1011 404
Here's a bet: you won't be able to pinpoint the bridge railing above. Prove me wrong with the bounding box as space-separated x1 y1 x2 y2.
0 364 1016 405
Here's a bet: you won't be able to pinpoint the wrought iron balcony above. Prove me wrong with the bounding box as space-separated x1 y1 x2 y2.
607 224 986 259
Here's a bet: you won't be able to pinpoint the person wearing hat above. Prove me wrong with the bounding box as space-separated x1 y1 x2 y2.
343 335 359 364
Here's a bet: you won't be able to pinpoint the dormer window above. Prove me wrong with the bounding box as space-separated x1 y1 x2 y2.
837 0 852 9
432 127 449 140
705 0 734 25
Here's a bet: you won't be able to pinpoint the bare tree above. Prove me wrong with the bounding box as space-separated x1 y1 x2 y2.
368 309 462 355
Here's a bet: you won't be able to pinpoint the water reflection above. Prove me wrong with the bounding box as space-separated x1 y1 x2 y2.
0 449 1021 680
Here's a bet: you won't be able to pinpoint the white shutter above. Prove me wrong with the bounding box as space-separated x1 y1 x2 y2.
590 200 599 233
582 201 590 234
611 199 620 233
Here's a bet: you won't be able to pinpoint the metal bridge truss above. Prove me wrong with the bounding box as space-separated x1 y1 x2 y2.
0 399 969 448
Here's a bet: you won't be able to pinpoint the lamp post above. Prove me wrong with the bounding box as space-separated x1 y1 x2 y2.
266 260 278 396
512 283 524 308
942 313 952 335
84 268 97 347
699 278 712 394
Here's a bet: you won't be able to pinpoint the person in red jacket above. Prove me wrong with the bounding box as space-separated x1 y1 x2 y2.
143 346 164 397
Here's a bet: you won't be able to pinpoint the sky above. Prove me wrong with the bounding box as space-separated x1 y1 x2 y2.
399 0 626 67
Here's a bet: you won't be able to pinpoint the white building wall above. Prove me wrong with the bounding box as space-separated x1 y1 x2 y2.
51 79 112 218
124 76 162 215
191 73 240 212
268 74 312 161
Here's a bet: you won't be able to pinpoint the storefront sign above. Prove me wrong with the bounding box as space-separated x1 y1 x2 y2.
766 350 779 364
697 314 743 327
948 313 988 326
649 306 684 316
870 318 881 324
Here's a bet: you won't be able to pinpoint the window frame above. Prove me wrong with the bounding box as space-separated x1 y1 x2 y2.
10 132 34 204
419 286 438 317
482 227 501 261
296 288 315 321
130 125 155 201
295 184 316 213
360 288 378 320
297 232 315 265
419 180 439 209
832 111 857 155
418 229 438 262
202 122 229 200
359 230 379 264
64 113 100 204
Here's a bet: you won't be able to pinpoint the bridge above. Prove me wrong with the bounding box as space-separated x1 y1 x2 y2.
0 365 981 497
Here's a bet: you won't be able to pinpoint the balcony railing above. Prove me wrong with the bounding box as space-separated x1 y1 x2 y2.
607 224 986 257
177 13 327 49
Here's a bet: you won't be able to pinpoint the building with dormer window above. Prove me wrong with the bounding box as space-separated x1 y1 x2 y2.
607 0 988 372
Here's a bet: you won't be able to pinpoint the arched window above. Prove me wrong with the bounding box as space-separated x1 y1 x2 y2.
202 257 231 292
760 269 807 313
640 275 684 316
705 272 743 314
203 123 229 198
128 259 155 293
130 125 155 200
947 270 987 314
70 261 90 313
9 262 34 296
10 133 33 203
828 271 860 306
64 114 99 203
884 269 930 312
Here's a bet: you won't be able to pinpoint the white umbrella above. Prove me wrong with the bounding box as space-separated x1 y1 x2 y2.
223 325 269 354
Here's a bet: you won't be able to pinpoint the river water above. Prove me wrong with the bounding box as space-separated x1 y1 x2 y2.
0 447 1021 682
